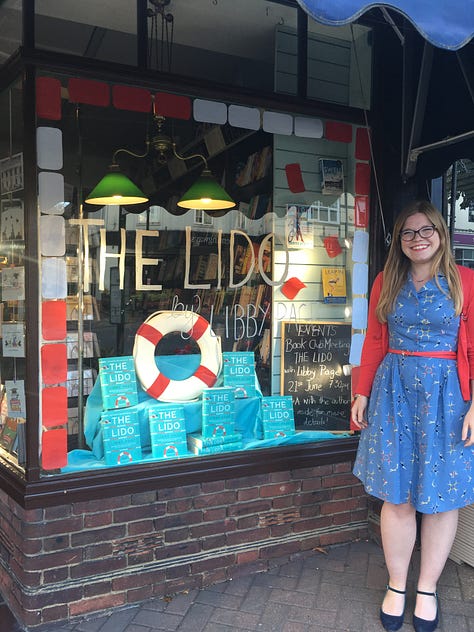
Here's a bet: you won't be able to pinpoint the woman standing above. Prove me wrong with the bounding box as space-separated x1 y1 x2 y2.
352 200 474 632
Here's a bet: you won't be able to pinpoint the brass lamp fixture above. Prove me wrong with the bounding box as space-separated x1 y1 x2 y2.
86 115 235 211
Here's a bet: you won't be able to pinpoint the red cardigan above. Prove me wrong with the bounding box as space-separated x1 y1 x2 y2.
355 265 474 402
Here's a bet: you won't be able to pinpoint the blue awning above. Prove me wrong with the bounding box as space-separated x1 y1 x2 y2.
296 1 474 50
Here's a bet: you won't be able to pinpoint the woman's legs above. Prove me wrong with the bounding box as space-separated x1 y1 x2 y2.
380 501 417 615
414 509 459 620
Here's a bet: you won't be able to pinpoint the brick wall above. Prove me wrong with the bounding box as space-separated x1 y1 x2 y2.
0 462 368 630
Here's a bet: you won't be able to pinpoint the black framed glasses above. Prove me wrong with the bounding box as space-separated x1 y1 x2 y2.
400 225 437 242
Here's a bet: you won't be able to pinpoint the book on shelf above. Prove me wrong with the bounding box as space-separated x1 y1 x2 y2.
100 408 142 466
66 331 99 359
98 356 139 410
222 352 257 398
149 404 188 459
261 396 296 439
187 431 243 450
64 368 95 398
0 416 19 452
188 439 244 456
201 386 235 438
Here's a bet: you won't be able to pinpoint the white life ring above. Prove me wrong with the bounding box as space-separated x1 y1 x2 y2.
133 310 221 402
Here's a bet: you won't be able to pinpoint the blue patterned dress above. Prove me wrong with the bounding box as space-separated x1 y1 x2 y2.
353 274 474 514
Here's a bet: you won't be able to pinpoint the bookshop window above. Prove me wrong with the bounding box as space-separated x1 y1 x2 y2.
0 79 25 466
27 72 364 476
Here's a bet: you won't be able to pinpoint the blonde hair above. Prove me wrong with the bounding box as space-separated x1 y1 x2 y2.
376 200 463 322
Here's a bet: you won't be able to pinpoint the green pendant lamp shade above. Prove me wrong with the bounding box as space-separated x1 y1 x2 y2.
85 164 149 205
177 168 235 210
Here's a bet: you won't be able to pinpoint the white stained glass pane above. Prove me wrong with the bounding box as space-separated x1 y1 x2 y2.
42 257 67 298
352 297 368 330
38 171 65 214
294 116 323 138
352 230 369 263
349 333 365 365
352 263 368 295
228 105 261 130
40 215 65 256
193 99 227 124
37 127 63 170
263 111 293 135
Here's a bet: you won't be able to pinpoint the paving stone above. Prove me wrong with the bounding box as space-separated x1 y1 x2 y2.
175 602 214 632
210 606 261 629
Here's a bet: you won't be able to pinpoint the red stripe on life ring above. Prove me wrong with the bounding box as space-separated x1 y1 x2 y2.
194 364 217 386
147 373 171 399
138 322 163 346
186 314 208 341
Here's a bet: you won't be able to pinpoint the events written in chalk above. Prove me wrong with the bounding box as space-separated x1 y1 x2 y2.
281 321 351 431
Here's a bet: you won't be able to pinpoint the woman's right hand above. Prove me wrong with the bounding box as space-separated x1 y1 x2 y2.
351 395 368 429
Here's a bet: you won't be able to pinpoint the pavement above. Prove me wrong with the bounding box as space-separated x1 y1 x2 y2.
1 539 474 631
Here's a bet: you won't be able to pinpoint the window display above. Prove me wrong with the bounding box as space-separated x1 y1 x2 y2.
0 71 369 476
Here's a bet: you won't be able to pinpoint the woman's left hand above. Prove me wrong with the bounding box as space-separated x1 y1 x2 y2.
462 406 474 447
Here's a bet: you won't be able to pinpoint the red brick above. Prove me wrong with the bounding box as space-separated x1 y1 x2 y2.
84 542 114 560
113 569 165 590
44 567 69 584
158 541 200 560
322 473 359 488
202 567 227 585
227 499 272 517
114 504 163 522
167 498 193 513
164 526 189 543
292 516 332 533
193 490 236 509
70 556 126 579
191 553 235 573
226 527 270 546
128 519 156 536
42 604 69 622
84 511 113 528
71 524 126 546
202 507 227 521
155 510 202 530
320 529 357 547
22 516 84 538
237 487 259 501
269 471 293 483
332 487 355 500
270 523 292 538
128 550 155 565
73 496 130 514
44 505 71 520
191 518 236 538
201 480 225 493
230 559 267 578
320 498 359 515
127 584 154 602
131 491 158 505
69 592 126 617
260 482 300 497
23 549 83 571
84 580 112 598
272 495 295 509
43 535 70 552
237 515 258 529
164 574 201 594
260 540 301 559
301 478 323 491
165 563 191 579
236 549 260 565
201 534 226 550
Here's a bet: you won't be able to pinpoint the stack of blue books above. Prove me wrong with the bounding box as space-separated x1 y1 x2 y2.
98 356 139 410
187 431 243 455
261 396 296 439
199 387 241 453
222 351 257 398
149 404 188 459
100 408 142 466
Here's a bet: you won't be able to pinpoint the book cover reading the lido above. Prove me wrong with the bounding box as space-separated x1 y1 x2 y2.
149 403 188 459
98 356 139 410
321 267 347 304
222 351 257 398
188 439 244 456
187 431 243 451
201 386 235 438
261 395 296 439
100 408 142 466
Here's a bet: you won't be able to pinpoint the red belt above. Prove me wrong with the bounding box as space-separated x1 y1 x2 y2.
388 348 456 359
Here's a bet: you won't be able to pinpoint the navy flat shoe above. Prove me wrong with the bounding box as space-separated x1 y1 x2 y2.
413 590 439 632
380 585 406 631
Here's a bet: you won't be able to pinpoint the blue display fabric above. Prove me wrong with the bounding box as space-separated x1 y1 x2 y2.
63 354 350 472
296 0 474 50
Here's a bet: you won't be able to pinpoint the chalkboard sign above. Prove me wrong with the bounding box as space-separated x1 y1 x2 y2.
280 321 352 431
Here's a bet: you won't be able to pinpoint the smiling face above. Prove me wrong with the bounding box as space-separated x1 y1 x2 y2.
400 212 441 265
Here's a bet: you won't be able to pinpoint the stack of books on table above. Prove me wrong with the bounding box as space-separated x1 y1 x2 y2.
149 403 188 459
222 351 257 398
261 396 296 439
100 408 142 466
98 355 139 410
195 386 242 454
